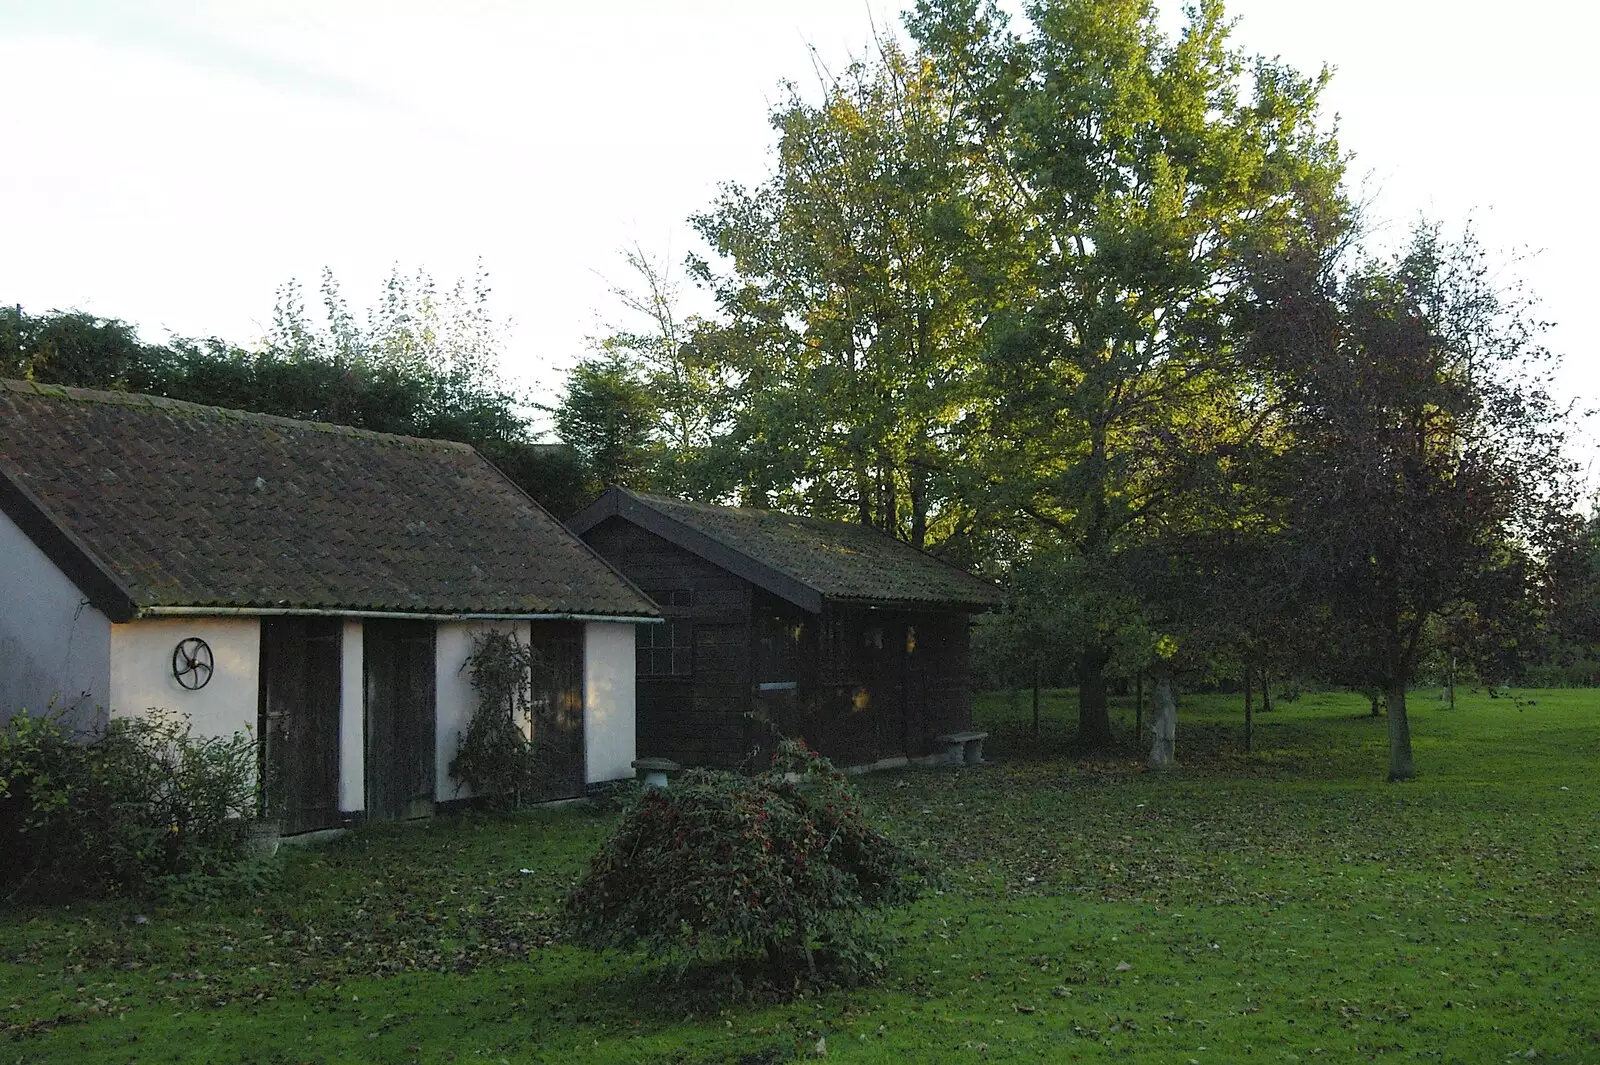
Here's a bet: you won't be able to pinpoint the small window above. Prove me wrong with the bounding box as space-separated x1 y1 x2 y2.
638 589 693 676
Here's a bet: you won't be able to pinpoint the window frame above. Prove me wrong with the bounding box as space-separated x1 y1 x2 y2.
637 589 694 677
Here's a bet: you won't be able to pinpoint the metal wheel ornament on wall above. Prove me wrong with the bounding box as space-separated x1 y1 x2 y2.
172 637 214 690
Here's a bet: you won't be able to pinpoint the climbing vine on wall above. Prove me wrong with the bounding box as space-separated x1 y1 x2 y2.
449 630 548 808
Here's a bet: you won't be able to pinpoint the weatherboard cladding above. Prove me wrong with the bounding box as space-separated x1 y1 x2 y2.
574 487 1002 612
0 380 657 619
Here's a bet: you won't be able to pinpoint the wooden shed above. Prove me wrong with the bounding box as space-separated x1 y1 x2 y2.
569 487 1003 770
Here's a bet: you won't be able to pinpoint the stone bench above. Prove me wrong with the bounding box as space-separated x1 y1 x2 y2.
631 757 683 790
935 731 989 766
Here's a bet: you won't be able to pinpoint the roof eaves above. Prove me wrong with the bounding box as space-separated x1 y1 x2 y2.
0 463 139 623
138 605 662 623
565 485 624 536
822 590 1004 613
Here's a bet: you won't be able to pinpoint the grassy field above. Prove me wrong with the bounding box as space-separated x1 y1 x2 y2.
3 687 1597 1063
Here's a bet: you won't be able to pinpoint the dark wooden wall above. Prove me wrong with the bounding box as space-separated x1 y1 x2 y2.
582 517 754 766
904 610 975 752
750 591 817 763
801 606 975 767
582 516 977 770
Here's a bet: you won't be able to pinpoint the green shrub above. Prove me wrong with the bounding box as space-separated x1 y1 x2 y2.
158 853 284 906
0 708 259 900
564 740 930 991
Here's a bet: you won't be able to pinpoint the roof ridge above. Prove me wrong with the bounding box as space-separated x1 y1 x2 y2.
0 378 476 451
627 487 874 529
617 486 1002 604
630 487 955 550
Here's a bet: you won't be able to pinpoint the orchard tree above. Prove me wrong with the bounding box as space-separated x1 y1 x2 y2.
984 543 1154 739
1533 506 1600 685
905 0 1350 745
1134 519 1301 758
1255 226 1577 780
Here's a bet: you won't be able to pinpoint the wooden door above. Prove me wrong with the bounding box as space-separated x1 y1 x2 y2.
259 617 343 835
897 620 920 756
527 623 585 801
753 609 803 754
901 615 968 755
364 620 437 820
866 617 910 763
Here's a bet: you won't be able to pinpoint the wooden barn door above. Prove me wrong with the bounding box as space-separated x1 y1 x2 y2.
899 620 925 757
866 617 910 763
754 609 803 754
259 618 342 835
364 620 437 820
528 623 585 801
901 615 968 756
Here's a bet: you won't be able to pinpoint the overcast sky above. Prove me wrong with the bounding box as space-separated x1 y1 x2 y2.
1 0 1594 462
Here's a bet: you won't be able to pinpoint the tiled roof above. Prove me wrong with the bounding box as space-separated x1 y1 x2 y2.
0 380 657 620
571 487 1002 612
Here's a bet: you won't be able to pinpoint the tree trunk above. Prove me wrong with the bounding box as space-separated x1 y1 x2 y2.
1077 649 1113 749
879 461 898 535
1075 425 1113 751
1369 689 1383 717
1134 674 1143 743
1243 667 1253 754
1147 676 1177 769
1031 660 1041 738
1386 680 1415 781
1260 670 1273 713
909 463 928 550
1447 656 1456 711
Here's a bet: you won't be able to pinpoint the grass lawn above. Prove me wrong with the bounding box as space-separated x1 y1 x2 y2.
3 687 1597 1063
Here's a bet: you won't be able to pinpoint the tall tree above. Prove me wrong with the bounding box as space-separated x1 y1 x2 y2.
1539 505 1600 686
587 245 727 497
906 0 1350 745
2 271 590 515
690 37 986 548
259 263 527 444
552 352 660 493
1255 226 1576 780
0 305 163 389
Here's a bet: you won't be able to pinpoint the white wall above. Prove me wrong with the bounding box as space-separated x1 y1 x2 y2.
339 619 364 813
109 617 260 739
113 615 363 813
584 621 636 785
0 508 113 728
434 619 528 802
